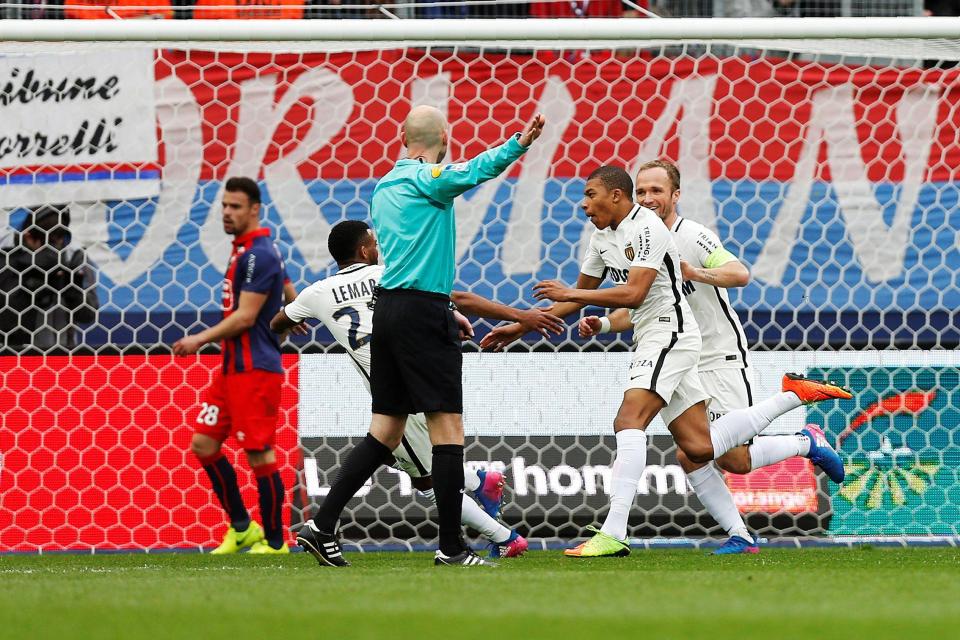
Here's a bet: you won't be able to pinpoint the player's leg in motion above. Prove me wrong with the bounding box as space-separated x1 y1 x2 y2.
695 374 850 475
297 414 402 567
565 388 662 558
395 415 526 558
191 375 263 554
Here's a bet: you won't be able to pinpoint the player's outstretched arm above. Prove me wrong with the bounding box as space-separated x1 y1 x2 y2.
451 290 564 337
479 272 602 351
173 290 267 355
420 113 546 202
535 266 656 310
579 308 632 338
680 258 749 289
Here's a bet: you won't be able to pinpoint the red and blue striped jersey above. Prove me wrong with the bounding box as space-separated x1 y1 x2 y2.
222 227 286 375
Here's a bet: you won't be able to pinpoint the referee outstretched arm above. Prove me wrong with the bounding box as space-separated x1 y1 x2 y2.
297 106 546 568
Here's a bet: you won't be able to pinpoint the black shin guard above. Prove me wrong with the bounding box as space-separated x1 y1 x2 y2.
431 444 466 556
312 433 391 534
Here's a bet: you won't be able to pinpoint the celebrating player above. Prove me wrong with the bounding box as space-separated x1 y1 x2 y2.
484 165 851 558
291 107 546 567
577 160 845 554
173 177 299 555
270 220 561 562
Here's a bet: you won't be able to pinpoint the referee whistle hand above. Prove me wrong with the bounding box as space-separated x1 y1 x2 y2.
517 307 565 337
454 309 474 340
518 113 546 147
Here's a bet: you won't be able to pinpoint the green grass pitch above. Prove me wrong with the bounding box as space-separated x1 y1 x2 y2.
1 548 958 640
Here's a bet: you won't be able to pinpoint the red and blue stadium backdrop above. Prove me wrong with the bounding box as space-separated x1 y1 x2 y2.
4 49 957 349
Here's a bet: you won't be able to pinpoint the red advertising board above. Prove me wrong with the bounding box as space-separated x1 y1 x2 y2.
725 457 819 514
151 49 960 183
0 354 299 552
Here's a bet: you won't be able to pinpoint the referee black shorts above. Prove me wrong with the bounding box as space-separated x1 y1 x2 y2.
370 288 463 415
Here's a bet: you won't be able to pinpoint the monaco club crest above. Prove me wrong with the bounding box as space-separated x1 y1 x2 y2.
624 243 635 261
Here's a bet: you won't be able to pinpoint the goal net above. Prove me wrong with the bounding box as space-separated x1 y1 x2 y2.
2 18 959 552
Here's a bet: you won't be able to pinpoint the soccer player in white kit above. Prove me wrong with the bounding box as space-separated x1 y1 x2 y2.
271 220 563 559
578 160 847 554
487 165 851 558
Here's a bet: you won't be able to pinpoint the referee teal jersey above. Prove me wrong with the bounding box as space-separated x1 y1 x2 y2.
371 134 528 296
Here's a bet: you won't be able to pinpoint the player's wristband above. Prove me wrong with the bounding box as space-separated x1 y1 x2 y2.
598 316 612 333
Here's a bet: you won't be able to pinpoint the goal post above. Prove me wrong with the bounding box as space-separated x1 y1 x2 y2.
2 18 959 552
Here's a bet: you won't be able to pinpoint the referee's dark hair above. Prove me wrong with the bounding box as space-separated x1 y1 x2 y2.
224 176 261 205
587 165 633 200
329 220 372 265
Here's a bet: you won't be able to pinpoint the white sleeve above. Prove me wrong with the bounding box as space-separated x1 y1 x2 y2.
283 283 324 323
579 234 606 278
630 219 671 271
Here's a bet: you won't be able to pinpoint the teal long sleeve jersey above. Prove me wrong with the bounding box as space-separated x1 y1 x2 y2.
371 134 529 296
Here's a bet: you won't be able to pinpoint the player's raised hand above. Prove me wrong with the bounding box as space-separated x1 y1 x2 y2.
454 309 474 340
578 316 603 338
516 307 564 337
679 259 697 282
533 280 573 303
479 322 524 352
518 113 546 147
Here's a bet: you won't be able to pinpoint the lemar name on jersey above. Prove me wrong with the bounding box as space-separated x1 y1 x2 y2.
284 263 384 376
580 204 698 337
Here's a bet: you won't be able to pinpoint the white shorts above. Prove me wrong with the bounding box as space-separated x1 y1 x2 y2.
700 367 755 421
392 413 433 478
627 329 709 426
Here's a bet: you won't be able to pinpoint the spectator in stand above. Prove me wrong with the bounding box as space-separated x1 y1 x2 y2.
470 1 529 17
0 205 99 353
2 0 64 18
193 0 304 18
723 0 797 17
64 0 172 18
794 0 839 16
531 1 648 17
418 0 469 18
925 1 960 15
306 0 382 19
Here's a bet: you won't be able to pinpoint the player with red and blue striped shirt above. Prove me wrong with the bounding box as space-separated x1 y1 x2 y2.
173 176 300 555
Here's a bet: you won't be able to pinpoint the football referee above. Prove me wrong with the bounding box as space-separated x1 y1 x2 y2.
297 106 544 567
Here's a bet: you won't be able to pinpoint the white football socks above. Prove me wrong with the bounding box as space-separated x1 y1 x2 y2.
709 392 802 459
600 429 648 542
748 434 811 469
420 488 511 544
685 464 751 541
463 468 482 492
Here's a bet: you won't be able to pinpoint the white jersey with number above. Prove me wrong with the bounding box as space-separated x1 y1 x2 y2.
282 263 434 478
670 216 750 373
283 263 382 384
580 204 699 339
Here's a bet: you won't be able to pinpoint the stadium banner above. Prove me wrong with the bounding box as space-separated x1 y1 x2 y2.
0 49 956 345
295 350 960 541
806 365 960 537
0 354 299 552
0 48 160 208
3 350 960 551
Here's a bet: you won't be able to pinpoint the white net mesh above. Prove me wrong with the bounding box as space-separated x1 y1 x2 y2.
2 29 959 551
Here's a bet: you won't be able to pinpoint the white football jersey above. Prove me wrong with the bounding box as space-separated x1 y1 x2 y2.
283 263 383 386
670 217 750 372
580 204 699 338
